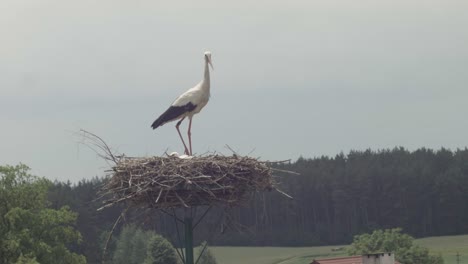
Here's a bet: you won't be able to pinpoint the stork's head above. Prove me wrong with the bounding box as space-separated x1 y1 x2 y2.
204 51 213 70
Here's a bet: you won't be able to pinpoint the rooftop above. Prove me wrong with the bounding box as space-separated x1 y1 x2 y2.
310 255 401 264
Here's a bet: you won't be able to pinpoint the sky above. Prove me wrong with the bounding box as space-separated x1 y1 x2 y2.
1 0 468 182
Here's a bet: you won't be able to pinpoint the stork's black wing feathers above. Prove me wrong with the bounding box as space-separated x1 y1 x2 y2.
151 102 197 129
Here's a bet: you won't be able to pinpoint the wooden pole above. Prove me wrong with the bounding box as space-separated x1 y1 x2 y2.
184 217 194 264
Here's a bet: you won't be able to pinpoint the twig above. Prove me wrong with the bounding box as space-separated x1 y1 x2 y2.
274 187 293 199
270 168 300 175
77 129 119 164
99 155 278 209
224 145 238 155
102 206 128 264
195 242 209 264
193 206 212 229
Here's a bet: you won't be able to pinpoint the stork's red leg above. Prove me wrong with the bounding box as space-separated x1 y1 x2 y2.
188 117 193 156
176 117 190 155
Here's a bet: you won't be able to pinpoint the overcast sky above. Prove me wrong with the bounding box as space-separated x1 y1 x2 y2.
1 0 468 182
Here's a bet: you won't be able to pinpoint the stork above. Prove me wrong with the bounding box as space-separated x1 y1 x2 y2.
151 51 213 156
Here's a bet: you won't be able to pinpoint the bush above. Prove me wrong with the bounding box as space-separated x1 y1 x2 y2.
348 228 443 264
144 234 179 264
112 224 178 264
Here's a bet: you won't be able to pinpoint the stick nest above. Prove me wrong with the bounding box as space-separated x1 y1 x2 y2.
99 155 274 210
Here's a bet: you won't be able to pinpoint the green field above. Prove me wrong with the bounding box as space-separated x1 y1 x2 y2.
416 234 468 264
209 234 468 264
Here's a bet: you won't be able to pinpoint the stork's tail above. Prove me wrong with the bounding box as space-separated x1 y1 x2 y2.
151 117 164 130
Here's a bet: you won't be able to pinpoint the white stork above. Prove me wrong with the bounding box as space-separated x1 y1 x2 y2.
151 51 213 156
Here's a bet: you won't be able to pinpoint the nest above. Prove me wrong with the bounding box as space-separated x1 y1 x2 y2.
99 155 275 210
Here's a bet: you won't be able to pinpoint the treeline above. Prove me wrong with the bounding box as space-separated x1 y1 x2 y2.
226 147 468 245
47 147 468 263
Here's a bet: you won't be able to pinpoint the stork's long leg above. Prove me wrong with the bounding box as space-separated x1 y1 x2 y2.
188 117 193 156
176 117 190 155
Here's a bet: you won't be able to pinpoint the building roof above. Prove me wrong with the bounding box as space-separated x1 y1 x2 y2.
310 255 401 264
311 256 362 264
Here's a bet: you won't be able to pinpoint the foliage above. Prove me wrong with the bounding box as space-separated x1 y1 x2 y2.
112 224 178 264
348 228 444 264
196 241 217 264
15 254 40 264
45 147 468 262
0 164 86 264
144 233 179 264
48 177 124 263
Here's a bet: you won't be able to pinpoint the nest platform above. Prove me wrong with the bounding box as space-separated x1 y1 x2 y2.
99 155 274 210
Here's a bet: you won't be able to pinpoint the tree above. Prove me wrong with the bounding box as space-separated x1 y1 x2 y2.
348 228 443 264
15 254 40 264
113 224 178 264
113 225 143 264
48 177 124 263
144 233 179 264
0 164 86 264
44 147 468 251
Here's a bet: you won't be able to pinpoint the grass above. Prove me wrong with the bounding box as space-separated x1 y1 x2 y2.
416 234 468 264
209 246 346 264
209 234 468 264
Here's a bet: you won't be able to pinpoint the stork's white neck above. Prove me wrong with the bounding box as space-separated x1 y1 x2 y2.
202 60 210 89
